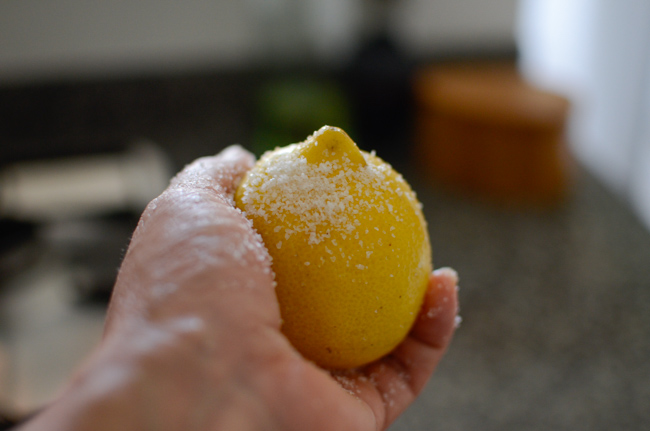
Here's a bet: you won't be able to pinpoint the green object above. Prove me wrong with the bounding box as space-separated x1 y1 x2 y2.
253 76 352 156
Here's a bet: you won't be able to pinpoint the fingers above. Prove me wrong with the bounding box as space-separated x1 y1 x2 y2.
396 267 458 395
410 267 459 351
360 268 459 428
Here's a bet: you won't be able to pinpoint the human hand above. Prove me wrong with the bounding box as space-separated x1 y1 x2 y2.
21 146 458 431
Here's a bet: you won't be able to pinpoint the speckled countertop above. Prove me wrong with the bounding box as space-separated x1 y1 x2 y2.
391 168 650 430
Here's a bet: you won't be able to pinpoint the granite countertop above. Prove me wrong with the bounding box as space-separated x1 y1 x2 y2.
391 168 650 430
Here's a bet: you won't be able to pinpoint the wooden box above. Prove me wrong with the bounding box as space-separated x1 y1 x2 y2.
413 62 571 205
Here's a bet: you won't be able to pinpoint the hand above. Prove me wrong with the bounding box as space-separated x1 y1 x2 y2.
21 146 459 431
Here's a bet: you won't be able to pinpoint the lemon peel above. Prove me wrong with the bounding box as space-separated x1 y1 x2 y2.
235 126 431 369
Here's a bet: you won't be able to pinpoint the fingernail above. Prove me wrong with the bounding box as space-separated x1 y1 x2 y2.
433 267 459 286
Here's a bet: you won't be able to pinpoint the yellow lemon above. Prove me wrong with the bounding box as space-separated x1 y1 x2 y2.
235 126 431 369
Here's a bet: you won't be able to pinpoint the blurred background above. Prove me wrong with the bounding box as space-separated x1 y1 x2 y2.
0 0 649 429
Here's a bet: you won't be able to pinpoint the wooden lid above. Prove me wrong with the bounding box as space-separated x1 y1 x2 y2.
414 62 570 130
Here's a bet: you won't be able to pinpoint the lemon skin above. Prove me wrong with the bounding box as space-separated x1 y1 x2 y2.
235 126 431 369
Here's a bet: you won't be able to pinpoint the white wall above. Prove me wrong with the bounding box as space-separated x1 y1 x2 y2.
517 0 650 230
0 1 263 82
392 0 518 55
0 0 518 83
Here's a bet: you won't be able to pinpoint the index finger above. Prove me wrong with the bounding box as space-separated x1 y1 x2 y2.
393 267 459 394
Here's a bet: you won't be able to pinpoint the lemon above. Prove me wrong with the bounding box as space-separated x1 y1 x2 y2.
235 126 431 369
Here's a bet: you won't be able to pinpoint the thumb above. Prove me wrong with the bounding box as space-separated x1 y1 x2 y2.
168 145 256 200
105 146 277 333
